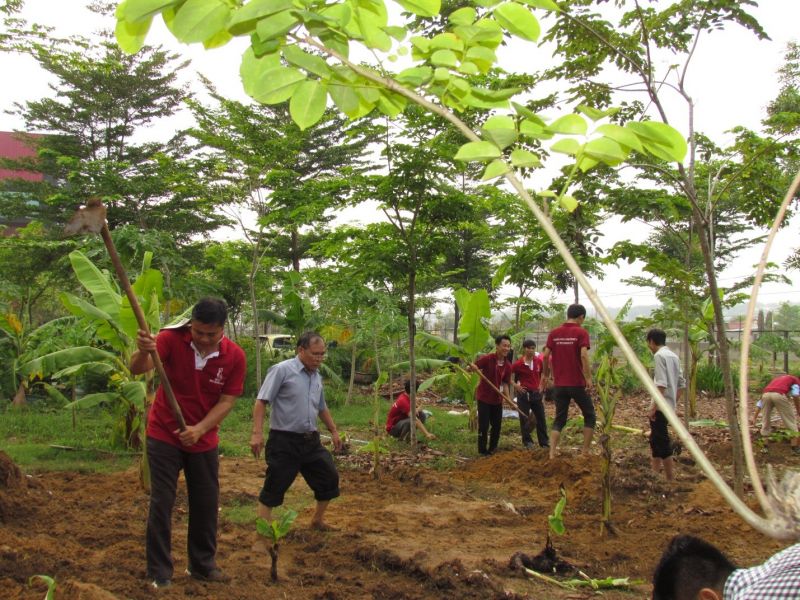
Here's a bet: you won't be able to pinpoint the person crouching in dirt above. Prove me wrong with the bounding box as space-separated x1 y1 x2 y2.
757 373 800 455
539 304 595 459
645 328 686 482
469 335 513 456
652 534 800 599
385 379 436 442
511 339 549 449
250 331 343 533
131 298 247 589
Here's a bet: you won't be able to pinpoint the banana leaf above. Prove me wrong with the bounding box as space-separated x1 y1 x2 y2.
64 391 120 410
68 250 121 320
415 331 462 357
389 358 450 371
20 347 118 379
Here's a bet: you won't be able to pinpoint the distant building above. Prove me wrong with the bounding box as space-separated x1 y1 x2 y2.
0 131 43 236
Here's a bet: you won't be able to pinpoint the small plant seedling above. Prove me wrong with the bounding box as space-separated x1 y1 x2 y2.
256 509 298 582
28 575 56 600
548 483 567 537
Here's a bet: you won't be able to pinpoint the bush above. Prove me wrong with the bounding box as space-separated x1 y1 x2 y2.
696 363 740 396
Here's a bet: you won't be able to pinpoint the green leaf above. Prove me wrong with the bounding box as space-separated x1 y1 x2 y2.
384 25 407 41
459 289 491 356
457 61 479 75
256 9 299 41
283 45 331 78
559 194 578 211
595 124 643 152
203 28 232 49
431 49 458 67
65 391 121 410
583 137 628 164
290 79 327 129
550 138 581 155
510 148 541 168
396 66 433 86
464 46 496 72
627 122 687 162
68 251 121 319
431 33 464 51
471 18 504 48
433 67 450 81
395 0 441 18
576 104 617 121
240 47 281 97
376 90 407 117
121 0 178 22
481 159 510 180
419 373 453 392
274 509 298 538
28 575 56 600
493 3 541 41
548 114 588 135
171 0 230 44
115 14 152 54
249 66 306 105
517 0 560 10
449 6 476 25
228 0 296 35
20 346 118 379
520 118 551 139
481 115 517 149
454 141 502 162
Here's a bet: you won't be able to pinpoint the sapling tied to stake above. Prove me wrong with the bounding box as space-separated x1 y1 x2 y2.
256 509 298 582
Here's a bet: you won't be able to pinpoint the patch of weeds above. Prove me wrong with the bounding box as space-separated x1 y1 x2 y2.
221 498 256 525
430 455 457 471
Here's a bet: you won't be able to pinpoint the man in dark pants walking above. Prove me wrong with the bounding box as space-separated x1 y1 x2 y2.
512 339 549 449
131 298 246 589
540 304 595 460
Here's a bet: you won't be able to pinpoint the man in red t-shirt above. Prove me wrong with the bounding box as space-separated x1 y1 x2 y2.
385 380 435 441
470 335 513 456
511 339 548 449
759 374 800 455
131 298 246 589
540 304 595 459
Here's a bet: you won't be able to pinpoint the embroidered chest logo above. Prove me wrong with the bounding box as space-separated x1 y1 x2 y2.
211 367 225 385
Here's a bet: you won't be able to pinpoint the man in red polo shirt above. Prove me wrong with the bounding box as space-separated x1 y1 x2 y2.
759 373 800 455
512 339 548 449
540 304 594 459
131 298 246 589
470 334 513 456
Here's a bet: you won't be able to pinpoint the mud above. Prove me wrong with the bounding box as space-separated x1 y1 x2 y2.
1 395 796 599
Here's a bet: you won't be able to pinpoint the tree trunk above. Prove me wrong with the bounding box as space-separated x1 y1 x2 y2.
691 205 745 498
12 381 26 407
346 341 357 405
269 545 279 582
452 299 460 344
408 269 417 453
291 229 300 272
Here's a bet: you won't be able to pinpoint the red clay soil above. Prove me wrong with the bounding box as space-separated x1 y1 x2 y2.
1 393 797 600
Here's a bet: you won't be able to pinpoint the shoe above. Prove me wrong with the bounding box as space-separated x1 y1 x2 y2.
186 568 230 583
792 447 800 456
524 442 535 450
150 579 171 589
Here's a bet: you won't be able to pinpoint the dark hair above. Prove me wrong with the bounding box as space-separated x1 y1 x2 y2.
522 339 536 349
191 298 228 326
647 328 667 347
297 331 324 349
652 535 736 600
404 379 418 394
495 334 511 345
567 304 586 319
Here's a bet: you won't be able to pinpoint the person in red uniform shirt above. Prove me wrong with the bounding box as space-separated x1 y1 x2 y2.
470 335 513 456
540 304 594 459
758 373 800 455
511 339 549 449
385 380 436 441
131 298 246 589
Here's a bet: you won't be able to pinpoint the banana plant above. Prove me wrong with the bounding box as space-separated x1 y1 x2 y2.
256 509 298 582
19 250 162 450
393 288 491 431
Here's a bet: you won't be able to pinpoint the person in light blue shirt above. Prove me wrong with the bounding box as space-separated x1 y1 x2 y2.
250 331 342 532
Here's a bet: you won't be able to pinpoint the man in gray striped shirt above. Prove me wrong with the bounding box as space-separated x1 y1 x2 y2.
251 331 342 531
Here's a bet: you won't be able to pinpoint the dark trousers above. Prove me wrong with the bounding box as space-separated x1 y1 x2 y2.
649 411 673 459
389 412 428 440
517 390 549 447
477 401 503 454
146 437 219 581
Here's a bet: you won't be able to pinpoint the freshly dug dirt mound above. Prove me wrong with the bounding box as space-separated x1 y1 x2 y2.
0 450 28 523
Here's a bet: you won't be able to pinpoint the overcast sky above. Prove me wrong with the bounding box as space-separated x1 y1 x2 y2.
1 0 799 314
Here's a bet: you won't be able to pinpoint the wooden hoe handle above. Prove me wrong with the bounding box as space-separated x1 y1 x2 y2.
100 226 187 431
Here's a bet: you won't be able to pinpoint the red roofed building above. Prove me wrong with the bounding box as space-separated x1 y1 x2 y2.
0 131 43 182
0 131 44 236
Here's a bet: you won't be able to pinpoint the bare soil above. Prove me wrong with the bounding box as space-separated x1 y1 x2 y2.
1 394 797 600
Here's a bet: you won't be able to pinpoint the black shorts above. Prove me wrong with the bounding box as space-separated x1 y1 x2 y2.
649 411 672 459
552 386 596 431
259 430 340 507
